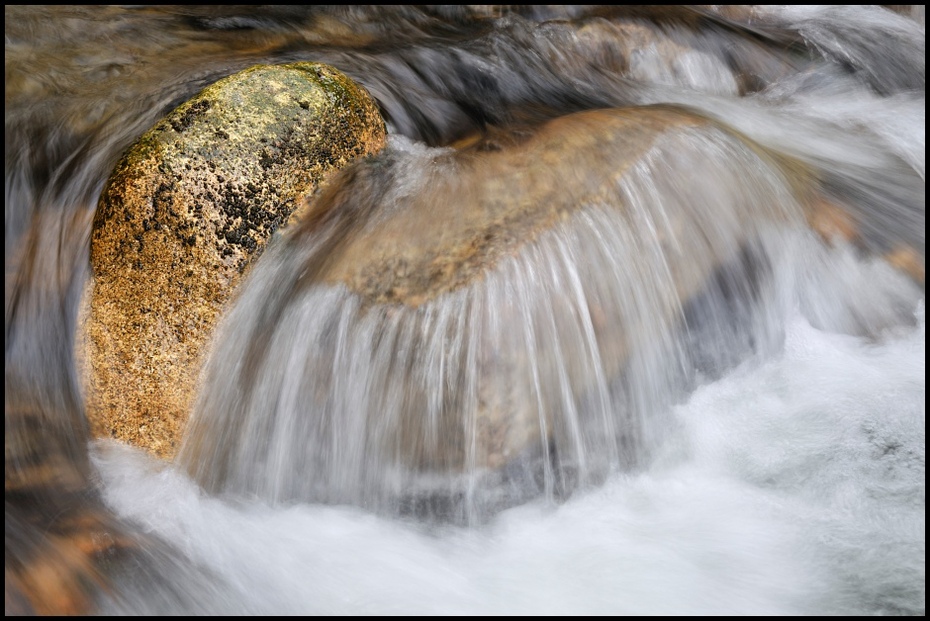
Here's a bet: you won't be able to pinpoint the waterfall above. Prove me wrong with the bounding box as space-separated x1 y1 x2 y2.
5 5 924 615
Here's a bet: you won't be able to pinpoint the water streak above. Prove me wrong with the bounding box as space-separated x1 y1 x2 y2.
5 5 924 615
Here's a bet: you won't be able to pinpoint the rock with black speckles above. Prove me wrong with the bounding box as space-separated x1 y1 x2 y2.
82 62 386 459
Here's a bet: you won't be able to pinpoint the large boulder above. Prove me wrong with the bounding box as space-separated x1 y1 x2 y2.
82 62 387 459
179 105 810 516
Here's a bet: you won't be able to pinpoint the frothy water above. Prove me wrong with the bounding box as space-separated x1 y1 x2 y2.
92 283 924 615
5 5 924 616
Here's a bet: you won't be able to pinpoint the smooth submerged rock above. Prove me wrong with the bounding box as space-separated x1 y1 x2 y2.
83 62 387 459
308 107 800 465
316 108 786 306
180 105 811 517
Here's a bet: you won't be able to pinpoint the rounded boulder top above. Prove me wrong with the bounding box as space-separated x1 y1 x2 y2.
83 62 387 459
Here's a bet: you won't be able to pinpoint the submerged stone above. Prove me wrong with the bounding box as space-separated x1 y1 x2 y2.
83 62 387 459
180 105 821 520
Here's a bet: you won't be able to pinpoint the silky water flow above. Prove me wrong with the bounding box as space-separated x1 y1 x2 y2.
5 5 925 616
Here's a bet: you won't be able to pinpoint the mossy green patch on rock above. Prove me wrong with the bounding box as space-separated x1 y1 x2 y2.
83 62 386 459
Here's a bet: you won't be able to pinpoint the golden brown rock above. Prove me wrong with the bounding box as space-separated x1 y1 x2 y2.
82 62 386 459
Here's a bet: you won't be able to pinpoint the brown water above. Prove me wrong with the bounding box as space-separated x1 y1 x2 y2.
5 5 925 615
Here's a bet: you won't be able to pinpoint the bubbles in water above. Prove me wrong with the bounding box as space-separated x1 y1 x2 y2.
5 4 924 616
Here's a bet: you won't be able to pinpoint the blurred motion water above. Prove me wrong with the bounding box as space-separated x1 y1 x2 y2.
5 5 924 615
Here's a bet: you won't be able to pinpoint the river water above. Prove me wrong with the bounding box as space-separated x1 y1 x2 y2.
5 5 925 615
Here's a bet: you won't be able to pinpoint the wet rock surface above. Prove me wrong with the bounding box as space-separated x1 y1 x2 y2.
180 105 811 516
6 5 924 612
311 107 800 472
82 62 387 459
317 108 745 306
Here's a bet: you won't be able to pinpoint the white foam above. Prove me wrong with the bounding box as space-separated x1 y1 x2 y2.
92 292 925 615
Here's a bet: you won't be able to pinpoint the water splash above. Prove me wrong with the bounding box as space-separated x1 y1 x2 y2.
179 117 824 522
5 4 925 615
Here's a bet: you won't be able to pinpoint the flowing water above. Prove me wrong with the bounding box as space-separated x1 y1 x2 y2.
5 5 925 615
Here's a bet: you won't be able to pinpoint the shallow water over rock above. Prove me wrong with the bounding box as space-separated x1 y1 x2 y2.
5 5 925 615
179 106 811 521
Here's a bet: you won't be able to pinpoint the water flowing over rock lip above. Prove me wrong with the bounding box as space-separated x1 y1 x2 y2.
178 102 823 524
4 4 924 615
298 105 798 308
